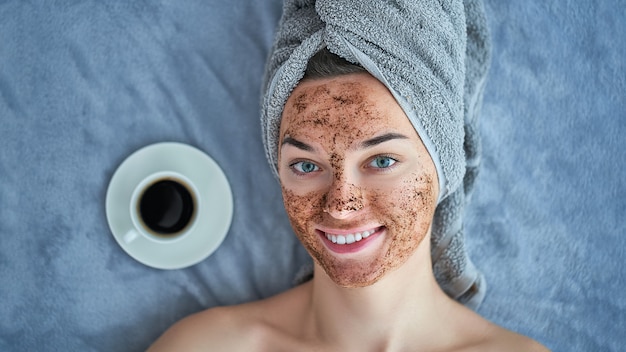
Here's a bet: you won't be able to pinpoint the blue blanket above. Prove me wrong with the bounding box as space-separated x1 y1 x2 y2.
0 1 624 351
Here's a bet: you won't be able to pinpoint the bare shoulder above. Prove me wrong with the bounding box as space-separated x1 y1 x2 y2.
147 284 311 352
146 305 256 351
473 320 551 352
448 303 550 352
492 328 550 351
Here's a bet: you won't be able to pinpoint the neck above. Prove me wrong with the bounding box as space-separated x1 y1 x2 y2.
306 233 455 350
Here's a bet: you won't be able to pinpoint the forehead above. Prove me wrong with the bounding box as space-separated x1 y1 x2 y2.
280 73 415 144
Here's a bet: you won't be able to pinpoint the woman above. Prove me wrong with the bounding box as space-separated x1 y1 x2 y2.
148 49 548 351
150 0 549 350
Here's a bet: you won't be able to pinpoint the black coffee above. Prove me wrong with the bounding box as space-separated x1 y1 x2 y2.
139 179 195 235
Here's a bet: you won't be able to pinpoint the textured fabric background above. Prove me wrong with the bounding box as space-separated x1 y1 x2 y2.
0 1 624 351
469 2 626 350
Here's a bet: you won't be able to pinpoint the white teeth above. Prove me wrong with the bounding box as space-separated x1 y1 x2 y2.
325 229 376 245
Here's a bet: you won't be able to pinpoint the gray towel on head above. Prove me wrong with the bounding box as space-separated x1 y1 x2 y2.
431 0 492 309
261 0 491 309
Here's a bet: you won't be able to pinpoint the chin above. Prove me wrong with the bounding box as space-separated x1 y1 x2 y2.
317 235 428 289
319 258 391 288
334 277 383 289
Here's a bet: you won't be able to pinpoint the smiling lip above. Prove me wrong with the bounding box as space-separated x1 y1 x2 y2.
317 226 384 254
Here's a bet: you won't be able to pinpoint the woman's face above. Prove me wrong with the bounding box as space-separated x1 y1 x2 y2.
278 73 439 288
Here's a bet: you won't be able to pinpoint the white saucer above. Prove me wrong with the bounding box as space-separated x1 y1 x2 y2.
105 142 233 270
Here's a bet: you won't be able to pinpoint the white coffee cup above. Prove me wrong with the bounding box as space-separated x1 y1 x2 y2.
124 171 200 244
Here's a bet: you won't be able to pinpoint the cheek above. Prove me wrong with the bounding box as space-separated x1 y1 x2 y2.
280 187 325 237
373 173 436 248
281 187 330 263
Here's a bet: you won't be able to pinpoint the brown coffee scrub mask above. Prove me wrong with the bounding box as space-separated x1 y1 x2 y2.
278 73 439 288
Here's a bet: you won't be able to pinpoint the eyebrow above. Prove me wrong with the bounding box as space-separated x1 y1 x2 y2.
281 136 314 151
359 132 409 149
281 133 409 152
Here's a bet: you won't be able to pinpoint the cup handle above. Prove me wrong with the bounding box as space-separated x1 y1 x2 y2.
124 229 139 244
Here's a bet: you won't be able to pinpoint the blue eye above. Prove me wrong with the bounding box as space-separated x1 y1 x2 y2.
292 161 319 174
370 156 396 169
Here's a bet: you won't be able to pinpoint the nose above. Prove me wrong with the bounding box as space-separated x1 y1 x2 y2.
323 180 364 219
